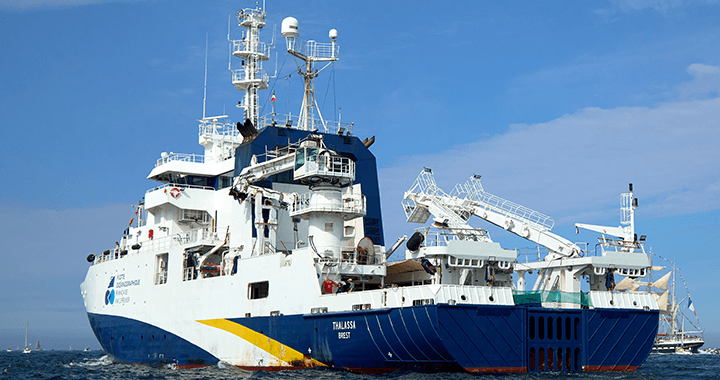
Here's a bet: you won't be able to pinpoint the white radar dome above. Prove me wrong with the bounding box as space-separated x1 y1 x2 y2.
329 29 337 39
281 17 299 38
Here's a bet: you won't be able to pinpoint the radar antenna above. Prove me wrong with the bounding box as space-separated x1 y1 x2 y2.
281 17 339 132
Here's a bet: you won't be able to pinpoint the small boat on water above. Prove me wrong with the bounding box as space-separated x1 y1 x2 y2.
35 340 42 352
22 323 31 354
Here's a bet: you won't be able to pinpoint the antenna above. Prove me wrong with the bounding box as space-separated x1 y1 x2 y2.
230 6 271 128
281 17 339 131
203 33 208 119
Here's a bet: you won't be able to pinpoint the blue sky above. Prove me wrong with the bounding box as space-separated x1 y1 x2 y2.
1 0 719 350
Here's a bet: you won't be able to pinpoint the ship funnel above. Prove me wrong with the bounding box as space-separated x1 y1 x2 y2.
281 17 299 38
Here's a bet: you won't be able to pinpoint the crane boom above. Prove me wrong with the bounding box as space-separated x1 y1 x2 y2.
403 170 581 259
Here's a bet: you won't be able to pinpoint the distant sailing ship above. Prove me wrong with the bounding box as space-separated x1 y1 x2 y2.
22 323 31 354
35 340 42 352
615 260 704 353
652 262 704 353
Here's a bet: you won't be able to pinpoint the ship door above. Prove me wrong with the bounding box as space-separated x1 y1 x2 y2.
526 310 582 372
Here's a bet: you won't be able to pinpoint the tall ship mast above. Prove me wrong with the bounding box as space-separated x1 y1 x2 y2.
80 3 660 373
650 262 704 353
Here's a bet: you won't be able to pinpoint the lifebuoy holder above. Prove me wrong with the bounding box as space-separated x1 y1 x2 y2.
169 187 180 198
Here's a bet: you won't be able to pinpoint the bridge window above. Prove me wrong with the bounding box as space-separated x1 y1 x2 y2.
217 173 233 189
295 148 305 170
248 281 269 300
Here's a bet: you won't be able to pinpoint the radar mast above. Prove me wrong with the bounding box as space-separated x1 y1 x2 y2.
231 5 273 128
281 17 339 132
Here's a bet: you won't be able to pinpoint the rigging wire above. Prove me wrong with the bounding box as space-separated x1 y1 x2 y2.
648 253 702 328
261 52 289 115
320 62 338 122
333 62 337 122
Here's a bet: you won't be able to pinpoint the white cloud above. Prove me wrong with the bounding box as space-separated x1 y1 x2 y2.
379 64 720 241
0 0 145 12
678 63 720 100
611 0 685 13
596 0 719 21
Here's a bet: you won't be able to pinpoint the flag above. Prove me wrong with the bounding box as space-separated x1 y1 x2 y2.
688 297 696 316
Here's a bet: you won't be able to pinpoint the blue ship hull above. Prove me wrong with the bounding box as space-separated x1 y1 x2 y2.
87 304 658 373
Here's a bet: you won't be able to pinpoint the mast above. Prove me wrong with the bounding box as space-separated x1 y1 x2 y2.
620 183 637 244
672 262 677 334
281 17 339 131
230 5 272 128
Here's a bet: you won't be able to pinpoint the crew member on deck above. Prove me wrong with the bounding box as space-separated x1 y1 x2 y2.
344 278 354 292
322 277 339 294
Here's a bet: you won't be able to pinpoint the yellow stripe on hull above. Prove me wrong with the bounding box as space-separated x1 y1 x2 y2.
197 318 326 367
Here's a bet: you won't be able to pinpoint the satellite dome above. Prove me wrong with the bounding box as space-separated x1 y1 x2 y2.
329 29 337 39
281 17 299 38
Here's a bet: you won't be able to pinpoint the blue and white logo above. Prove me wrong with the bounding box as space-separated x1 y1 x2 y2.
105 276 115 305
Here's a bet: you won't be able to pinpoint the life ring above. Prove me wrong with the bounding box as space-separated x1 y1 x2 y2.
169 187 180 198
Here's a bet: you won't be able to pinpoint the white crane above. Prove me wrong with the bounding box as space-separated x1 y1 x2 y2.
403 170 652 300
403 169 581 260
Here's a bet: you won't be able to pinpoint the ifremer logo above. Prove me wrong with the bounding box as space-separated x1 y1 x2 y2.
105 276 115 305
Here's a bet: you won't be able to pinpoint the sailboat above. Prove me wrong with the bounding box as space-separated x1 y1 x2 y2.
653 262 704 353
615 259 704 353
22 323 31 353
35 340 42 352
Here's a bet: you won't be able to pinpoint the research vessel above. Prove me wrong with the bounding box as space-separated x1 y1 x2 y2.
80 4 659 373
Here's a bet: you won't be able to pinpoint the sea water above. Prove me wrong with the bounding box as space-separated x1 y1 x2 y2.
0 350 718 379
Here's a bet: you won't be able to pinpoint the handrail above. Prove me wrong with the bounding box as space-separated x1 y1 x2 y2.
291 192 366 216
257 113 353 135
231 68 269 85
418 228 490 247
146 183 215 195
155 153 205 168
286 38 339 60
232 39 271 58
